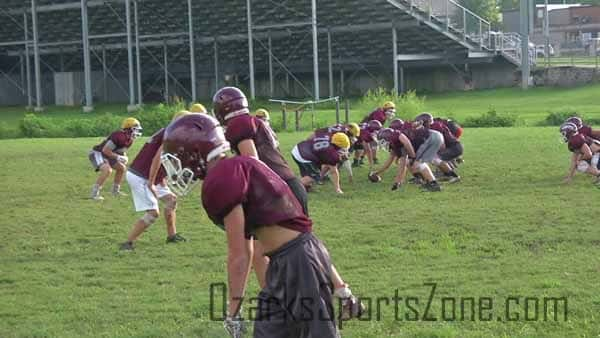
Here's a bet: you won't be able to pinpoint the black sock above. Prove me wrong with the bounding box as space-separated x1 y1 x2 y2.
414 173 423 179
446 171 458 178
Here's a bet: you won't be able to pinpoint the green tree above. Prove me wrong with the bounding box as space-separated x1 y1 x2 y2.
459 0 501 27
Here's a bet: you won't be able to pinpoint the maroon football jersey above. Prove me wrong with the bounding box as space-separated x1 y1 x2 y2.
92 130 133 154
226 114 296 181
430 121 458 146
297 137 343 166
129 128 166 183
568 134 589 152
202 156 312 238
361 108 387 124
387 130 406 157
402 126 430 151
313 124 348 139
357 124 375 143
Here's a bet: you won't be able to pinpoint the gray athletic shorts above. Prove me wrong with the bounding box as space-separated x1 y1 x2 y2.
88 150 117 171
254 232 339 338
416 130 443 163
439 142 463 162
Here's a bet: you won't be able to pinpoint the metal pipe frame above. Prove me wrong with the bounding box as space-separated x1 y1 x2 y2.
268 33 274 97
163 41 169 102
311 0 319 100
213 38 219 93
125 0 136 110
327 29 333 97
134 0 142 106
392 26 399 94
246 0 255 99
24 13 32 108
187 0 197 102
81 0 94 112
31 0 43 111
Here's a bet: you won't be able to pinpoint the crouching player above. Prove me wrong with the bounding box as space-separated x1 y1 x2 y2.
88 117 142 200
291 132 351 194
310 122 361 183
560 122 600 185
430 117 462 183
352 120 382 168
566 116 600 140
161 114 352 337
119 113 188 250
360 103 395 164
368 128 416 190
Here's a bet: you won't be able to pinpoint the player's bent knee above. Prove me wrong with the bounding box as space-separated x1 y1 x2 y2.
100 163 112 173
163 195 177 212
141 212 158 226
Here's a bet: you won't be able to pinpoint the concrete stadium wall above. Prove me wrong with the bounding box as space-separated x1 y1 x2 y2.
533 66 600 87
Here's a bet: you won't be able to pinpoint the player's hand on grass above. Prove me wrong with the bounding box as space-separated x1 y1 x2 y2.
563 176 572 184
335 188 344 195
223 315 246 338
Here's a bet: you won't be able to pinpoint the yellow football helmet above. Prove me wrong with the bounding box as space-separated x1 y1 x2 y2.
172 110 191 121
255 108 270 121
331 132 351 150
383 101 396 110
122 117 142 138
347 123 360 138
189 103 207 114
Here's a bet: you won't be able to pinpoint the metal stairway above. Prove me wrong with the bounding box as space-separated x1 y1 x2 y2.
386 0 533 68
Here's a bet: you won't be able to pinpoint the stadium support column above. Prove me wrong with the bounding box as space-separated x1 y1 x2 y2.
31 0 43 112
268 33 273 97
311 0 319 100
102 46 108 102
520 0 530 90
400 67 405 93
134 0 142 107
163 41 169 102
392 26 398 94
187 0 197 102
246 0 255 99
81 0 94 112
125 0 136 112
24 13 33 109
214 38 219 92
327 29 333 98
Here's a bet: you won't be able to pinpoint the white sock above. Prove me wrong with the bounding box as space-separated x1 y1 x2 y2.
334 285 352 299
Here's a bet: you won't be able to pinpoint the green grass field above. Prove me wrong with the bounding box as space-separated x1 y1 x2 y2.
1 125 600 337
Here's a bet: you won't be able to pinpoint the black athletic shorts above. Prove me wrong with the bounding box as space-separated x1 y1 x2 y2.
439 142 463 162
254 233 338 338
293 157 321 182
285 177 309 216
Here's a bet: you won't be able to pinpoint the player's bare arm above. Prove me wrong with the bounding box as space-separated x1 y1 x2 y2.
147 145 163 198
399 133 416 159
224 204 253 317
327 165 342 194
237 139 259 159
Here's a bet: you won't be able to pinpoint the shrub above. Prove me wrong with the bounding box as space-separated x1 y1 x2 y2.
20 114 55 137
462 109 515 128
541 110 579 126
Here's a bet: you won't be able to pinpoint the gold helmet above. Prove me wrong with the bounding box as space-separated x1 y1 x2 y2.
189 103 207 114
122 117 142 138
255 108 270 121
383 101 396 110
172 110 191 121
331 132 351 150
347 123 360 138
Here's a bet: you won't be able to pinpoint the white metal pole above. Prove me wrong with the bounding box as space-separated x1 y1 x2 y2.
311 0 319 100
134 0 142 106
214 38 219 93
520 0 530 89
187 0 197 102
81 0 93 112
327 29 333 97
31 0 43 111
268 33 274 97
163 41 169 102
125 0 136 111
246 0 255 99
393 26 399 94
23 13 32 107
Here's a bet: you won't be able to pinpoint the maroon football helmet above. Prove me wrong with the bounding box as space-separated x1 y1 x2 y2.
161 113 230 195
565 116 583 130
212 86 249 124
390 118 405 131
367 120 383 133
559 122 578 143
415 113 434 128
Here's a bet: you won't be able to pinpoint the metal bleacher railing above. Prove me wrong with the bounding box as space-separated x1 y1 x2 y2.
400 0 534 67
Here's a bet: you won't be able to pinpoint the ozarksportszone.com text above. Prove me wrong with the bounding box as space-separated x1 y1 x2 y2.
208 282 568 328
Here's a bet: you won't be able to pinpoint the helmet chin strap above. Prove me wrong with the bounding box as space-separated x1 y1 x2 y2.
224 108 250 121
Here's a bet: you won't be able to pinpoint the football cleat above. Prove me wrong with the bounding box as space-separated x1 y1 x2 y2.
391 182 402 191
421 181 442 192
408 176 423 185
119 241 134 251
448 176 461 184
112 190 128 197
166 233 187 243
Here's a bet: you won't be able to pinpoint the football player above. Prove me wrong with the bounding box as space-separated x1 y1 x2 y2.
430 117 462 183
560 122 600 184
309 123 360 183
434 117 463 139
161 114 359 337
352 120 382 168
88 117 142 200
254 108 271 127
291 132 351 194
213 87 361 310
361 102 396 164
566 116 600 140
118 112 189 251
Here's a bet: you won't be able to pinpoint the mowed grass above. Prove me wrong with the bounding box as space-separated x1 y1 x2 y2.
1 127 600 337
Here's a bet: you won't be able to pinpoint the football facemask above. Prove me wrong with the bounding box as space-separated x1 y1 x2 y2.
160 153 201 196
